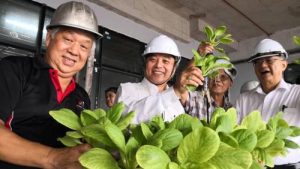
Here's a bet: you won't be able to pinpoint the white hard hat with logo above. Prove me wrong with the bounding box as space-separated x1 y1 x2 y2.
47 1 102 38
248 39 288 62
143 35 181 63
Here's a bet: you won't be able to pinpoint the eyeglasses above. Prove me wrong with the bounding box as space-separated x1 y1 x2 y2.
211 74 230 82
253 57 283 66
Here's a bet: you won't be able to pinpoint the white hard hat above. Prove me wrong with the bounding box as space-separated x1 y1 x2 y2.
47 1 102 38
210 58 237 80
240 80 259 93
224 66 237 81
248 39 288 62
143 35 181 62
143 35 181 79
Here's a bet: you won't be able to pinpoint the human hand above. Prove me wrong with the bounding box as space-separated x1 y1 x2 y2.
197 43 214 56
174 65 204 103
45 144 91 169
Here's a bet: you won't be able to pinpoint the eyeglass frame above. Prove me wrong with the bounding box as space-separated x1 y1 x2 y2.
252 56 285 66
210 73 231 82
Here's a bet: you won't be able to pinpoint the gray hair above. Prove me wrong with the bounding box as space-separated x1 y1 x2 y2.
48 27 96 58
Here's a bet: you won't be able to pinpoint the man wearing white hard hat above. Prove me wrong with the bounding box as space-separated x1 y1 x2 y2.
0 1 101 168
235 39 300 168
116 35 186 124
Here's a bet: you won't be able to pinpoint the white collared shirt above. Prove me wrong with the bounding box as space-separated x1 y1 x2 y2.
116 78 185 124
236 79 300 165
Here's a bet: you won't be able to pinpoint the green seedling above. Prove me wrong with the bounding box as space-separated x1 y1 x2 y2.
50 103 300 169
187 25 235 92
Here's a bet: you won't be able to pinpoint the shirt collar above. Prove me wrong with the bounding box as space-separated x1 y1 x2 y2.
141 78 169 93
49 69 76 103
255 79 290 94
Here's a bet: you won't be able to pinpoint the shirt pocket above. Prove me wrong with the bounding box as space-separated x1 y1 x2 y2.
282 108 300 126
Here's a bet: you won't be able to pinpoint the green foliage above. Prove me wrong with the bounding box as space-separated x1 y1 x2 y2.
292 36 300 64
187 25 235 91
50 102 300 169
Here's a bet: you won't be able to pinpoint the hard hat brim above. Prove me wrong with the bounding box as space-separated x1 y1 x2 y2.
47 24 103 39
248 51 287 62
224 67 237 80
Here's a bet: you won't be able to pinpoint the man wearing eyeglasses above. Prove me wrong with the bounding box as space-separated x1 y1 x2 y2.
236 39 300 169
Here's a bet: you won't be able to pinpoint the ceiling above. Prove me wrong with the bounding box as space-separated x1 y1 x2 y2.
152 0 300 42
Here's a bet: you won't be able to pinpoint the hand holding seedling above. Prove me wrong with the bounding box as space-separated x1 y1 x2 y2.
186 25 235 92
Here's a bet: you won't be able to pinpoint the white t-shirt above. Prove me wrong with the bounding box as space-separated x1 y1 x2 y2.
236 79 300 165
116 78 185 124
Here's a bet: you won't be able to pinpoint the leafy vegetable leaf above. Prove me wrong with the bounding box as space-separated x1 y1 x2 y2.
81 124 114 148
214 26 226 37
136 145 171 169
79 148 120 169
241 111 266 132
219 37 234 44
80 109 99 126
219 132 239 148
265 139 285 156
92 108 106 119
116 111 135 130
290 126 300 136
231 129 257 152
140 123 153 140
256 130 275 148
167 162 179 169
206 142 253 169
149 128 183 151
106 102 124 123
148 115 165 131
105 122 126 152
275 119 293 139
293 36 300 46
66 131 83 139
58 135 81 147
284 139 300 149
49 108 81 130
204 25 214 41
168 114 202 136
177 127 220 164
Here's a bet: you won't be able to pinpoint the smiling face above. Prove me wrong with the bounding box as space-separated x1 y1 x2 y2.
209 69 232 96
144 53 176 90
45 27 94 79
253 56 287 93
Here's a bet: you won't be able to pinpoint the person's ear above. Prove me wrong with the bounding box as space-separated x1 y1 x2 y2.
45 31 51 48
281 60 288 71
229 80 233 88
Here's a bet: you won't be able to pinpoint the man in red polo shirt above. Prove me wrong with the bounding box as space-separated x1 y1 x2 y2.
0 1 102 168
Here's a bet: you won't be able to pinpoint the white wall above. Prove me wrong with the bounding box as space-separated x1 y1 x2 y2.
33 0 199 59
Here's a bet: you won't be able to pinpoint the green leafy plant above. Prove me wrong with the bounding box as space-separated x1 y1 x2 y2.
292 36 300 64
187 25 235 91
50 103 300 169
202 25 235 53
